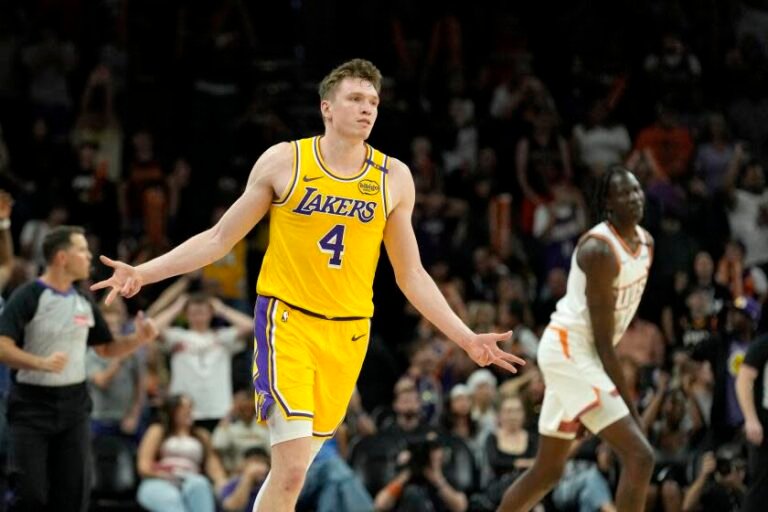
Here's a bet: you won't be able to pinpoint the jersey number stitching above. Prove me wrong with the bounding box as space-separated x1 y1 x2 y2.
318 224 346 268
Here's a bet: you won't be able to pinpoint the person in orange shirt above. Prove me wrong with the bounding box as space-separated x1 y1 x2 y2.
633 103 694 182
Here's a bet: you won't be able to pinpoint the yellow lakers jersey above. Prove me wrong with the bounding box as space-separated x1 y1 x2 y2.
256 136 392 318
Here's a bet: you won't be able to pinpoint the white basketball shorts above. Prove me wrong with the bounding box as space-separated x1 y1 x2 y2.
537 325 630 440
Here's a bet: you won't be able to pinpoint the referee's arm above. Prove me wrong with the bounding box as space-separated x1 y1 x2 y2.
0 336 68 372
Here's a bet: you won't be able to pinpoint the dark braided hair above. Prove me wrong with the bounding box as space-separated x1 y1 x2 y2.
593 165 630 222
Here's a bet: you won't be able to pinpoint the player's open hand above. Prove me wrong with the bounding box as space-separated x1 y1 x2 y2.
465 331 526 373
91 255 144 304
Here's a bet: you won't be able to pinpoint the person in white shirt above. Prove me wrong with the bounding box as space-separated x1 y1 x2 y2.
152 292 253 431
724 157 768 271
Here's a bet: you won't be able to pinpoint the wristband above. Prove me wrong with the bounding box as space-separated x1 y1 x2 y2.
0 218 10 230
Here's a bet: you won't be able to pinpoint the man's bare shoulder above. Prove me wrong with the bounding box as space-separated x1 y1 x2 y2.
257 142 294 172
383 157 413 187
385 157 410 175
382 157 414 210
577 236 619 276
247 142 295 187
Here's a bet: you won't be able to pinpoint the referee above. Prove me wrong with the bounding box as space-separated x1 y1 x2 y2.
0 226 159 512
736 298 768 512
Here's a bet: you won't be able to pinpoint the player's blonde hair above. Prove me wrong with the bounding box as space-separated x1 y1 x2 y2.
318 59 382 100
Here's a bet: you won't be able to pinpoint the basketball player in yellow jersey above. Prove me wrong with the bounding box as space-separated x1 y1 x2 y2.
92 59 525 512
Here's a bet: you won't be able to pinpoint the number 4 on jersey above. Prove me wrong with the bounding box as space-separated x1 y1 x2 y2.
318 224 346 268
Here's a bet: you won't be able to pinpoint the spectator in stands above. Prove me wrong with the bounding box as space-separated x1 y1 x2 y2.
219 447 270 512
200 205 250 313
691 296 762 446
550 439 617 512
497 300 538 362
19 28 78 139
151 291 252 431
382 377 428 438
19 204 69 270
484 396 537 482
571 98 631 178
72 65 123 182
212 389 270 475
136 394 227 512
641 372 704 512
633 103 694 182
297 439 375 512
373 429 469 512
0 225 158 512
716 240 767 302
672 286 719 352
86 298 146 441
689 251 731 324
694 115 738 196
121 130 167 241
467 369 498 434
515 106 573 234
531 179 587 276
336 387 376 460
441 383 484 462
532 267 568 326
616 315 666 369
723 155 768 275
643 31 702 115
406 338 444 425
682 448 745 512
67 139 120 257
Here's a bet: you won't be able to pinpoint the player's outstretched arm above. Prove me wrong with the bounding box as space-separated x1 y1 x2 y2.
383 159 524 374
91 143 293 304
579 237 641 423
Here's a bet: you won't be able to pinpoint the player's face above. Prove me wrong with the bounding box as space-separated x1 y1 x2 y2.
607 172 645 225
323 77 379 140
64 233 93 280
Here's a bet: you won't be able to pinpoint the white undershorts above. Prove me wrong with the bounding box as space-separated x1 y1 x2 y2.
266 405 313 445
537 325 630 440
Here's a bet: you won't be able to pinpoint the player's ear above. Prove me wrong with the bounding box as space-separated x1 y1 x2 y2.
320 99 332 123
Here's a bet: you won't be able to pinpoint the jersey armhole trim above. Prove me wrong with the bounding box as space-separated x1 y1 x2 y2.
381 155 391 218
639 227 654 267
273 141 300 206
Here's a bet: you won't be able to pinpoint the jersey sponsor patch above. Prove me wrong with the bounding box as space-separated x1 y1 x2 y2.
358 179 379 195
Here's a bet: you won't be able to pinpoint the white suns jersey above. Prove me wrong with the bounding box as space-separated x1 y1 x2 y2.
549 221 652 346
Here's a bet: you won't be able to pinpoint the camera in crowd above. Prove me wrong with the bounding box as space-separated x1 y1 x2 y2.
400 429 443 482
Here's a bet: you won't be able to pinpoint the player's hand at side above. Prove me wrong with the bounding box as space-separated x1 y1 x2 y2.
91 255 144 304
465 331 526 373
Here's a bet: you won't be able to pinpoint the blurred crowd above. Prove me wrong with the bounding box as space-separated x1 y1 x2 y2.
1 1 768 511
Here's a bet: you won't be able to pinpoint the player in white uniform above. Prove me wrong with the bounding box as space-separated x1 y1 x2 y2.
499 166 656 512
